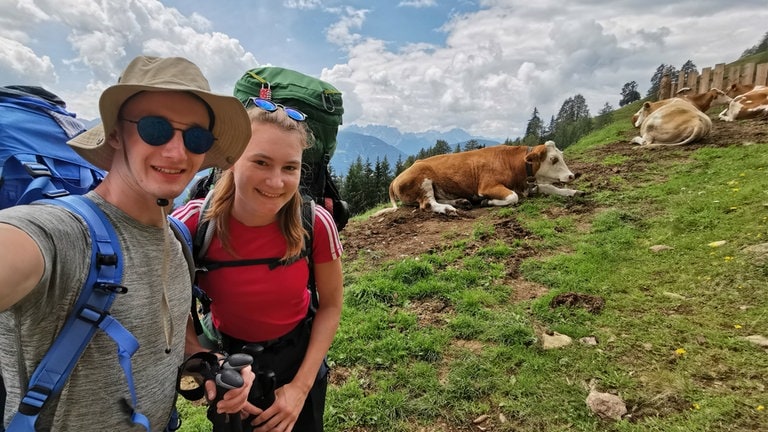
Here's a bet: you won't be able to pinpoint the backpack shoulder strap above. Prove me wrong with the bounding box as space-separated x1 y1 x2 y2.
301 198 319 314
7 195 150 432
167 215 195 283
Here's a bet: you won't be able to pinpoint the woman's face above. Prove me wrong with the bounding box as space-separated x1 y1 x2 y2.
231 121 303 225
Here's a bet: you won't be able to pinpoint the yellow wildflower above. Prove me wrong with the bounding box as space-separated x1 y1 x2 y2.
734 324 742 329
757 405 764 411
724 256 733 262
675 348 686 356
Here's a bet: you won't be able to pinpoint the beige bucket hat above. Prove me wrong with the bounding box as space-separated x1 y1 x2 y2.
67 56 251 171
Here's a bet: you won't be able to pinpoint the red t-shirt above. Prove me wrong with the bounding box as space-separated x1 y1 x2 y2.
173 199 342 341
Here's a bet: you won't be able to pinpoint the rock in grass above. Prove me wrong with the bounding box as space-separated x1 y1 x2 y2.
744 335 768 348
586 388 627 421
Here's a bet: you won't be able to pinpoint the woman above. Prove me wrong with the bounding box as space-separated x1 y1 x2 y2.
174 98 343 432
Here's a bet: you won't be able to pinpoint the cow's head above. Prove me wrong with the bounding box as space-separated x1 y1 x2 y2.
526 141 576 184
632 102 652 127
709 88 732 106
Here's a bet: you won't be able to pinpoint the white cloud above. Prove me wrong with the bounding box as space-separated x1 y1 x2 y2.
323 1 768 138
325 7 368 48
0 37 57 83
0 0 259 120
284 0 322 10
398 0 437 7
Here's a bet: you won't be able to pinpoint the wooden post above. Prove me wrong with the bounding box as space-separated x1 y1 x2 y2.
727 65 741 87
699 67 712 92
756 63 768 86
677 70 686 91
686 70 699 91
712 63 725 90
741 63 756 84
658 74 671 100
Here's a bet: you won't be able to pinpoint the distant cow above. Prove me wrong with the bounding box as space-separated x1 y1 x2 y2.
378 141 583 215
725 83 767 98
718 86 768 121
675 87 732 113
631 98 712 148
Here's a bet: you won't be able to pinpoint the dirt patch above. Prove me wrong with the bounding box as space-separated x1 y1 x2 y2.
550 292 605 314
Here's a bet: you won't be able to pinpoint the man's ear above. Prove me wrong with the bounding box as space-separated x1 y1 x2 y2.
107 127 122 150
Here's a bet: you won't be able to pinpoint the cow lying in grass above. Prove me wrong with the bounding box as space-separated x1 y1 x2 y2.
377 141 583 215
631 98 712 149
719 86 768 121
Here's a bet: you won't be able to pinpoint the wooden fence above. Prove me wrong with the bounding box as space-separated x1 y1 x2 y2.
658 62 768 99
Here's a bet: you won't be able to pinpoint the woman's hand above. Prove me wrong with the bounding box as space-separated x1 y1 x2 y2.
248 382 308 432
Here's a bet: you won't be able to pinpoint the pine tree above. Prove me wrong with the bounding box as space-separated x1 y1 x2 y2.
463 139 483 151
394 155 406 176
342 156 366 216
523 107 544 145
373 157 393 205
619 81 641 106
680 60 698 88
550 94 592 149
430 139 452 156
594 102 614 129
647 64 677 98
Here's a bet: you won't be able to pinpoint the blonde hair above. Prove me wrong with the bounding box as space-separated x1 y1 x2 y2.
204 106 313 260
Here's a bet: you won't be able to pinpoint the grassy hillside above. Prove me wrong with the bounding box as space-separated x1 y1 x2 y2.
177 104 768 431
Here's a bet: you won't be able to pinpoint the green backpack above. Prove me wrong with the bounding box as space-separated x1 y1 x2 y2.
234 67 349 231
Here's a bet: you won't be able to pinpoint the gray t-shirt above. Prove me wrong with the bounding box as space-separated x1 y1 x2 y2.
0 192 191 431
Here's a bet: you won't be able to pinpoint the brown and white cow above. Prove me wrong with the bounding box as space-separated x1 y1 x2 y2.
377 141 583 215
631 98 712 148
675 87 732 113
724 83 766 98
718 86 768 121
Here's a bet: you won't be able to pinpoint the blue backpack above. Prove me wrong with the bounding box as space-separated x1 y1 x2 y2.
0 86 190 431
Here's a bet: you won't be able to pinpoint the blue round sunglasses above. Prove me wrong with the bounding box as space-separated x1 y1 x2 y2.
247 97 307 122
120 116 216 154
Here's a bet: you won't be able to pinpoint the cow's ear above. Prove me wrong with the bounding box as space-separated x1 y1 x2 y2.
643 101 651 109
526 145 546 163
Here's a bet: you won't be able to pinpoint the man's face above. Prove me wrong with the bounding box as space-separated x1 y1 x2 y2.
109 91 209 202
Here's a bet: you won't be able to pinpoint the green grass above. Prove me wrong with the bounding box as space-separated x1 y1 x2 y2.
178 114 768 431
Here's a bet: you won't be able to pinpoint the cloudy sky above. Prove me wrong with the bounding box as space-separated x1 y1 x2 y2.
2 0 767 141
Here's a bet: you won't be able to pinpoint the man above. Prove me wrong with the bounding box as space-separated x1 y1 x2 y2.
0 56 253 431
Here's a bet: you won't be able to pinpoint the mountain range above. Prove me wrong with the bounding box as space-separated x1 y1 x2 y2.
331 124 502 176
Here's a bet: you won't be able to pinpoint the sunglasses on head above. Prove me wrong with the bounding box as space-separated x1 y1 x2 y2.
120 116 216 154
246 97 307 122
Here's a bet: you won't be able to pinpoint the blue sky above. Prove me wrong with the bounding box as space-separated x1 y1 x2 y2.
2 0 767 141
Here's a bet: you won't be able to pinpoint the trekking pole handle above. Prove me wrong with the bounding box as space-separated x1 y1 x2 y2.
223 353 253 371
215 368 244 393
